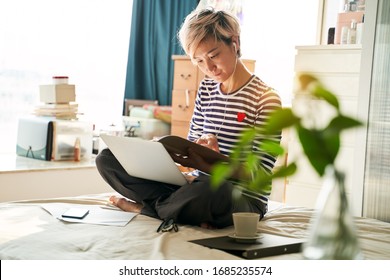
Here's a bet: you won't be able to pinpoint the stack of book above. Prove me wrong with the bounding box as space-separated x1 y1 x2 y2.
34 102 79 119
34 80 79 119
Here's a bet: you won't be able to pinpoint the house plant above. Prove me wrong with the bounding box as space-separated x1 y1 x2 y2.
211 73 363 259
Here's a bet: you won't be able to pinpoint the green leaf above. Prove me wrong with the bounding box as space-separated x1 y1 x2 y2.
322 129 340 166
297 125 338 176
249 168 272 192
312 84 340 110
327 115 363 133
248 182 272 195
210 163 234 189
263 108 300 135
321 115 362 166
272 163 297 179
245 153 258 173
260 140 285 157
229 128 256 160
238 128 256 144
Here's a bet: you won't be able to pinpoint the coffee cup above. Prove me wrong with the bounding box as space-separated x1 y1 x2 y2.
232 212 260 237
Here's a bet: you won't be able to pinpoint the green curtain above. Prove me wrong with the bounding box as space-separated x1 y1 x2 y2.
124 0 198 108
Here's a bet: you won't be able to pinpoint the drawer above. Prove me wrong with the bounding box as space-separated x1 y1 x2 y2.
173 60 199 90
196 68 205 88
173 58 256 89
243 59 256 72
304 73 360 98
171 120 190 138
294 49 361 73
171 89 196 122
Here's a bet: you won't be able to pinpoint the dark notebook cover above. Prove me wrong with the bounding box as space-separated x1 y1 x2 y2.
190 233 304 259
157 135 229 165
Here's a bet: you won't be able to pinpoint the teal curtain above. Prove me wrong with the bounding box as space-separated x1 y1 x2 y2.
124 0 198 108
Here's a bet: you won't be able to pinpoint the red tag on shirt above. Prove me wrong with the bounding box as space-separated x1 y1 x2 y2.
237 112 246 122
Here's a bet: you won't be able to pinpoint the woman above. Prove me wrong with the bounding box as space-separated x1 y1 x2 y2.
96 8 281 229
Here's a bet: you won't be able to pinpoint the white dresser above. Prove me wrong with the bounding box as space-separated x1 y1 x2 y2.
286 45 362 208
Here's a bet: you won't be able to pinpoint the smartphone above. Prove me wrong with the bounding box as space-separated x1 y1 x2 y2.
61 208 90 219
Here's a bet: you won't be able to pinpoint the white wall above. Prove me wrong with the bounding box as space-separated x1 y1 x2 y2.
240 0 320 107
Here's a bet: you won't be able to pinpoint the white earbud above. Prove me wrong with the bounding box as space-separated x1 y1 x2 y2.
233 43 237 52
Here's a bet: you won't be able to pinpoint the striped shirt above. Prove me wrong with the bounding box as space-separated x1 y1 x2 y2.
187 75 282 202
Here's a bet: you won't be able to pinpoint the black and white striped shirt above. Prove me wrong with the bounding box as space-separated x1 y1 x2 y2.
187 75 282 200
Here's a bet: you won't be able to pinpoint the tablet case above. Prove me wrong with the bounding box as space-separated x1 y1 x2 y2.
16 116 54 161
190 233 304 259
16 116 93 161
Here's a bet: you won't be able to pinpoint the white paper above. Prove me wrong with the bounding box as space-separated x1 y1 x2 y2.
41 203 137 226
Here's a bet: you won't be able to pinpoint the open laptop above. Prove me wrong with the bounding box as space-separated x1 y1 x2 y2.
100 134 188 186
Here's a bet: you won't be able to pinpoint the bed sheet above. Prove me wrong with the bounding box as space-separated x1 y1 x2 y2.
0 192 389 260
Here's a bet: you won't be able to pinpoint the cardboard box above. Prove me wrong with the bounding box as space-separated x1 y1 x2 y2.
39 84 76 103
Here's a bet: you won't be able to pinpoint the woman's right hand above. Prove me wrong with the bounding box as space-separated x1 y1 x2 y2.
195 134 220 152
169 147 213 174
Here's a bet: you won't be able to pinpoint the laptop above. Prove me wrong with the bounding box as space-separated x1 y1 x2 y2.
100 134 188 186
190 233 304 259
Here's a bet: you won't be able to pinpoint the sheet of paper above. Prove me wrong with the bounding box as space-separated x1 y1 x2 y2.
41 203 137 226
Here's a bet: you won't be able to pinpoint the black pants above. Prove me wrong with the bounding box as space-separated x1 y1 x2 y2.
95 148 266 228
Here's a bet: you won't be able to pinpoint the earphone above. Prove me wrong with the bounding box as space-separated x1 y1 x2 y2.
233 42 237 52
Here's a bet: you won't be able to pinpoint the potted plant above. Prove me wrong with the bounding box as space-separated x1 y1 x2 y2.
211 73 363 259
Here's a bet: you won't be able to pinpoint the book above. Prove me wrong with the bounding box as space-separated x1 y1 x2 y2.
156 135 229 165
35 103 78 109
33 102 79 119
33 110 78 119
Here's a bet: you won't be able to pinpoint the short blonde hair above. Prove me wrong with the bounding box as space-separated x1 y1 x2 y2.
178 8 241 58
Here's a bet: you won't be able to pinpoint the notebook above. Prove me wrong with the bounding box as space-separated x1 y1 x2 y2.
100 134 188 186
190 233 304 259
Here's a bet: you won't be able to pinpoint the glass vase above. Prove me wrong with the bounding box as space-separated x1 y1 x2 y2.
302 166 363 260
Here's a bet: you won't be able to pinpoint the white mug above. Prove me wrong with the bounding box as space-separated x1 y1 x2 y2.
232 212 260 237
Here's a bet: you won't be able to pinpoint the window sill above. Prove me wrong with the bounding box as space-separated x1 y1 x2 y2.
0 153 97 174
0 153 111 203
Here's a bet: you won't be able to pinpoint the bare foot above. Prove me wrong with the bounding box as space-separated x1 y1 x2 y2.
109 196 143 213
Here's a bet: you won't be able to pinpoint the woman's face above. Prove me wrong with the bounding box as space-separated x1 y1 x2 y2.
191 37 237 83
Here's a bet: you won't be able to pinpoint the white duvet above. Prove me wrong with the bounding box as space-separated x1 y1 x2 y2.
0 193 389 260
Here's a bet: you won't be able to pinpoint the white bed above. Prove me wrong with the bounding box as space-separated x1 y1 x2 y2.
0 192 389 260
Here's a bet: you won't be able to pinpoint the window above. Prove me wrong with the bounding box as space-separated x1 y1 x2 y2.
0 0 320 154
0 0 133 154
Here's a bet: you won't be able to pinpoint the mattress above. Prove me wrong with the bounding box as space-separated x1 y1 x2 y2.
0 192 389 260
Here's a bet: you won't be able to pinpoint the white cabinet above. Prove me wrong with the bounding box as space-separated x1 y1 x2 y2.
286 45 362 209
